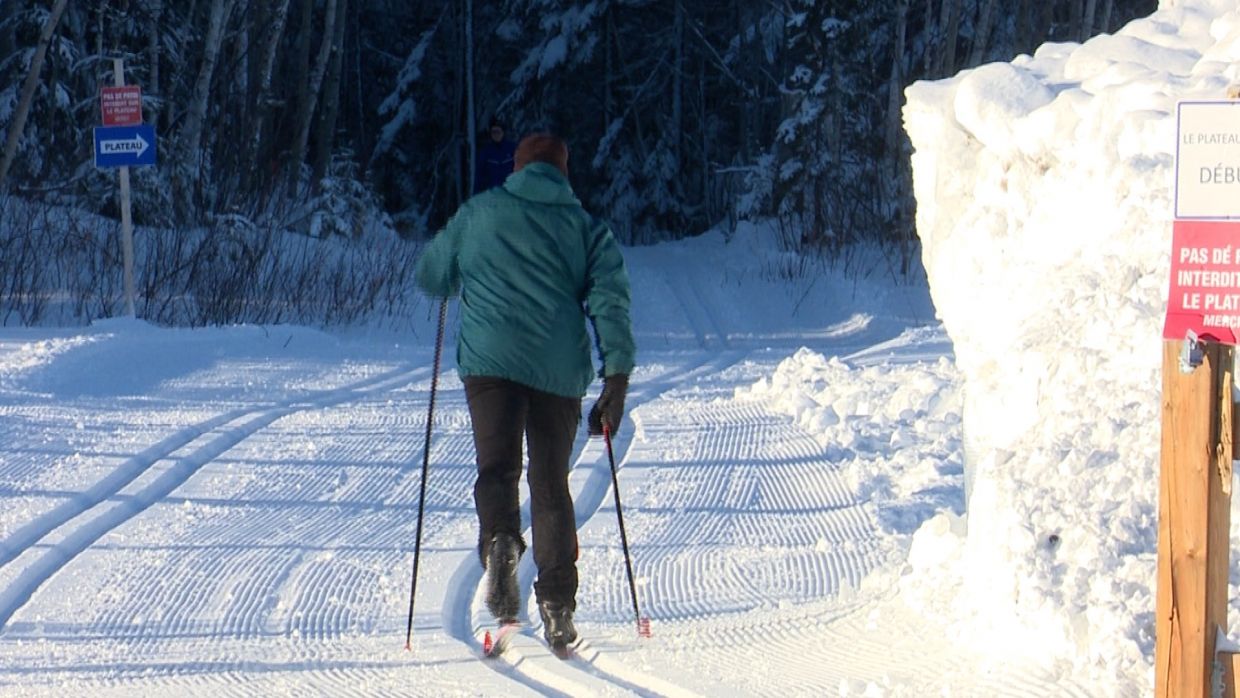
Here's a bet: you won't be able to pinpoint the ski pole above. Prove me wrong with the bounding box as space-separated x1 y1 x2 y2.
405 298 449 651
602 422 652 638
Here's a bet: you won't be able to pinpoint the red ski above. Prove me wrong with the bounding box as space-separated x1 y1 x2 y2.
481 622 521 658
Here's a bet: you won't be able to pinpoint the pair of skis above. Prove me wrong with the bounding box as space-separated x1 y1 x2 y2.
476 423 653 660
481 622 573 659
481 607 652 659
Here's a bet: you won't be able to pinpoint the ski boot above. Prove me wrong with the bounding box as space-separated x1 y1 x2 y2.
538 599 577 649
485 532 521 622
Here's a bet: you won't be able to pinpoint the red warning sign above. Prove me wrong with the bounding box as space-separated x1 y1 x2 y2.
1164 219 1240 344
100 86 142 127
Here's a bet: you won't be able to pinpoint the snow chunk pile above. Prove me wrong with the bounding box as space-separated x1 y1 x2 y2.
904 0 1240 687
740 347 963 535
0 334 102 391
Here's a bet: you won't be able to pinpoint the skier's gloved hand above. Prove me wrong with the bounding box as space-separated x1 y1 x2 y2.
588 373 629 436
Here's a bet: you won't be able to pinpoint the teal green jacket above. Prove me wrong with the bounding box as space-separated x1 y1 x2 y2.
414 162 636 398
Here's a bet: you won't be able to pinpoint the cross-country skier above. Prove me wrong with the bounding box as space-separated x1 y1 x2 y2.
473 118 516 193
414 132 636 650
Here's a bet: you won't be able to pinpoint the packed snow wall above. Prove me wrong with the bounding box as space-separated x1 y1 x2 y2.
903 0 1240 683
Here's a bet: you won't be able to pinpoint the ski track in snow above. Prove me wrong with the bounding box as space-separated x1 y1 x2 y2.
663 259 732 351
0 369 436 639
0 262 1091 696
0 365 433 635
446 351 753 696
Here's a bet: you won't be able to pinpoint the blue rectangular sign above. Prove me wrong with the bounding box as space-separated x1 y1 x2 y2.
93 125 157 169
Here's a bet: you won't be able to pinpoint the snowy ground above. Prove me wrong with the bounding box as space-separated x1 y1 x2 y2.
10 1 1239 693
0 226 1097 696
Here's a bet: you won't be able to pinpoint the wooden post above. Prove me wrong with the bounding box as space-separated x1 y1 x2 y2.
113 57 137 318
1156 339 1234 698
1223 651 1240 697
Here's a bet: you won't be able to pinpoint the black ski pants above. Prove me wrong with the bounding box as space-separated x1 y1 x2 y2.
463 376 580 608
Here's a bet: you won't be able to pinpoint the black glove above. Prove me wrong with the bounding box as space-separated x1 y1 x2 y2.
588 374 629 436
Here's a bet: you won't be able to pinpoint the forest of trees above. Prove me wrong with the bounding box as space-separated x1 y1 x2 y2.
0 0 1157 261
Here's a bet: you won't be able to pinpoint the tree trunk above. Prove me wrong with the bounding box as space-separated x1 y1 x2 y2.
289 0 337 187
289 0 314 178
923 0 936 75
92 2 103 74
1014 0 1032 53
698 58 708 210
146 0 164 129
254 0 291 112
735 0 749 161
250 0 290 191
1070 0 1085 42
1099 0 1115 33
829 57 842 165
1035 0 1055 42
967 0 997 67
605 6 614 127
672 0 684 164
886 0 909 170
0 0 17 68
447 1 463 207
234 6 249 105
464 0 475 197
312 0 348 185
0 0 69 192
1081 0 1098 40
940 0 961 75
934 0 961 76
178 0 235 215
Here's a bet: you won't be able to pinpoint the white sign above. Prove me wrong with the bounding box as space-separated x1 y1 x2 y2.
100 134 150 157
1176 101 1240 219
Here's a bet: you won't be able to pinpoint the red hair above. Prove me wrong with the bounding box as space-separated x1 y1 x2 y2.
514 133 569 177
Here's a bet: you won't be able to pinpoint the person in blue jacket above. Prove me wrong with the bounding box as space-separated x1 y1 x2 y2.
415 132 636 649
473 118 516 193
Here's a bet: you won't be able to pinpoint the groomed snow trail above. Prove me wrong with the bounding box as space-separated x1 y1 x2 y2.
0 245 1097 695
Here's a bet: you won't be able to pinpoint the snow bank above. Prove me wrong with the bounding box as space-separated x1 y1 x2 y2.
740 344 963 536
904 0 1240 688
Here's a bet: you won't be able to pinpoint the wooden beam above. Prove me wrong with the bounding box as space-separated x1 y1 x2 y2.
1222 651 1240 697
1156 340 1234 697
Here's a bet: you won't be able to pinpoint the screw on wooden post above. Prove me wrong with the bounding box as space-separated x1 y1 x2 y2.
1156 338 1235 698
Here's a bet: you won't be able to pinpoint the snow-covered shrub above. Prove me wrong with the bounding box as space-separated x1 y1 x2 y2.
0 195 422 329
306 157 396 241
